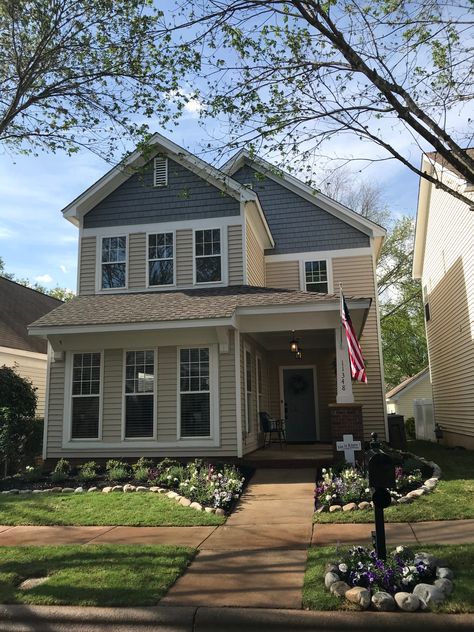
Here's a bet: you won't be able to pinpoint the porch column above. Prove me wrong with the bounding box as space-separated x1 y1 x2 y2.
334 326 354 404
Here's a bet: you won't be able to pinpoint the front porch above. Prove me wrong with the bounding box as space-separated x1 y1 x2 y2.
242 442 334 468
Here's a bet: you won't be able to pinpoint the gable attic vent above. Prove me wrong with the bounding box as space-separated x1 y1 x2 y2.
153 156 168 187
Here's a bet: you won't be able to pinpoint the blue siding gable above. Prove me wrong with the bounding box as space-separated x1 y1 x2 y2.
83 158 240 228
233 164 369 254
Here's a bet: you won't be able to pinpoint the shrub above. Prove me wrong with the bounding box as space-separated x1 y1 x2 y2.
405 417 416 440
51 458 71 482
78 461 97 482
23 465 43 483
132 457 154 482
106 459 131 482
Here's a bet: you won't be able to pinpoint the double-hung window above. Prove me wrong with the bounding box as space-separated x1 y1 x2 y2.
71 353 101 439
124 351 155 438
179 348 211 438
102 236 126 289
195 229 221 283
305 260 328 293
148 232 174 286
256 356 263 415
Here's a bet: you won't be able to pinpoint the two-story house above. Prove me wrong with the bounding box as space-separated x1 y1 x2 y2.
29 133 387 464
413 150 474 449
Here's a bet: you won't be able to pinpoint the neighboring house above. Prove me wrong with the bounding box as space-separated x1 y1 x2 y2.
413 150 474 449
0 277 62 416
29 133 387 463
386 368 432 419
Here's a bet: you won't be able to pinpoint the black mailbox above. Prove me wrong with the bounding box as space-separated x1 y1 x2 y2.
368 452 395 489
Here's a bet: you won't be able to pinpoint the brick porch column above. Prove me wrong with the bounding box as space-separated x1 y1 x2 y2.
328 403 364 463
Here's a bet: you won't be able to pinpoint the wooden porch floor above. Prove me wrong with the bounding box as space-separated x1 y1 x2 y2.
242 443 334 468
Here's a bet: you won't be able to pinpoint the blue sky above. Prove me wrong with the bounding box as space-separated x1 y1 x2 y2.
0 114 420 293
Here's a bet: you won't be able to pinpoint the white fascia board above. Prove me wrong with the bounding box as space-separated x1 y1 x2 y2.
413 156 433 279
0 345 47 360
265 246 373 262
62 133 257 224
29 315 237 337
236 299 370 316
222 150 386 239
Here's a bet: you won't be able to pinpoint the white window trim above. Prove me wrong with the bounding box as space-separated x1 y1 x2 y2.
64 350 104 442
299 257 333 294
121 348 158 441
256 352 263 417
176 344 220 443
146 230 176 289
193 227 228 286
96 235 129 292
244 344 253 434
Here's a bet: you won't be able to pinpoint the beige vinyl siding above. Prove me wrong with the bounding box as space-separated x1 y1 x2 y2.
176 229 193 286
422 173 474 441
78 236 96 295
246 220 265 286
228 224 244 285
332 255 386 440
386 375 432 419
45 358 66 456
128 233 146 290
0 349 48 416
265 260 300 289
102 349 122 441
45 339 238 459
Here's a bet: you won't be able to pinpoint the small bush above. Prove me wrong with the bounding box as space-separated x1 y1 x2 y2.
106 459 131 482
78 461 97 482
51 458 70 482
132 457 154 482
405 416 416 440
23 465 43 483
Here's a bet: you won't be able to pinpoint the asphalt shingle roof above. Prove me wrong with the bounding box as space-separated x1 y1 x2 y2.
29 285 370 329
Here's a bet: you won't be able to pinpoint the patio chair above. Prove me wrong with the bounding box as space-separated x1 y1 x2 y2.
259 411 287 448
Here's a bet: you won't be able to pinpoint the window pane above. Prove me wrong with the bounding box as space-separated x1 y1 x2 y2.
196 256 221 283
72 397 99 439
307 281 328 293
125 350 155 395
125 394 154 438
149 259 173 285
181 393 210 437
102 262 126 289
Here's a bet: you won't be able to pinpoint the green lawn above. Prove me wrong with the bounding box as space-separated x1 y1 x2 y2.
303 544 474 613
0 493 225 527
314 441 474 523
0 544 194 606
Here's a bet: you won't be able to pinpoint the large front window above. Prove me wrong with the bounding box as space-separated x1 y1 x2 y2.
148 233 174 286
305 260 328 293
102 236 126 289
180 348 210 437
71 353 101 439
195 229 221 283
124 351 155 438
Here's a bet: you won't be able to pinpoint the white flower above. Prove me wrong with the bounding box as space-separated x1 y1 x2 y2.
322 468 327 474
325 494 331 501
365 488 370 493
396 546 404 554
338 563 348 573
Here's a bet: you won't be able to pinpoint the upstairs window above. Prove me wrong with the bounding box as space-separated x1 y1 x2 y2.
153 156 168 187
124 351 155 438
195 229 221 283
71 352 101 439
148 232 174 286
305 260 328 293
102 236 126 289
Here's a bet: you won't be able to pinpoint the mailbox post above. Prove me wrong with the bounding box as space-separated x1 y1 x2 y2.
368 432 395 560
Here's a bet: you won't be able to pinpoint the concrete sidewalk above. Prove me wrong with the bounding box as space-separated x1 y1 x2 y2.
0 605 473 632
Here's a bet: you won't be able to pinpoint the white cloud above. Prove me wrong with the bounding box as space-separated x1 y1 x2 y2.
60 264 68 274
35 274 53 284
0 227 15 239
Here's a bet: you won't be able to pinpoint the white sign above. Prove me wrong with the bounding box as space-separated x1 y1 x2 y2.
336 433 362 466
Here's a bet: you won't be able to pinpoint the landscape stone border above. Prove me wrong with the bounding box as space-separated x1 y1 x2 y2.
325 552 454 612
317 453 442 514
0 485 226 516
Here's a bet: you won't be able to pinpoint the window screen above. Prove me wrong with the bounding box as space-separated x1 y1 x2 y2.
305 260 328 293
195 229 221 283
148 233 174 286
125 351 154 438
102 236 126 289
71 353 101 439
180 348 211 437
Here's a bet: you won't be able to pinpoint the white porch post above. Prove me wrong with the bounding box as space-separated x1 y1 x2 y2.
335 326 354 404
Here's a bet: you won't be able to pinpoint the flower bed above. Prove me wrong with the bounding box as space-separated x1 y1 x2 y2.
0 458 246 514
314 451 441 513
325 545 454 611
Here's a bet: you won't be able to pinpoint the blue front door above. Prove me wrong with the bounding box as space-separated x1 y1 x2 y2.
282 368 317 442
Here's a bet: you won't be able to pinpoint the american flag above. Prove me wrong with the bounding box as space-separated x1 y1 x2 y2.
340 291 367 383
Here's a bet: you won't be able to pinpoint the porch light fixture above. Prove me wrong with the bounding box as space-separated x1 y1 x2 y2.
289 332 299 353
296 348 303 360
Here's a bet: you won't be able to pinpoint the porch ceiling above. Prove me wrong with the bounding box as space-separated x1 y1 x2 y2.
248 329 335 351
